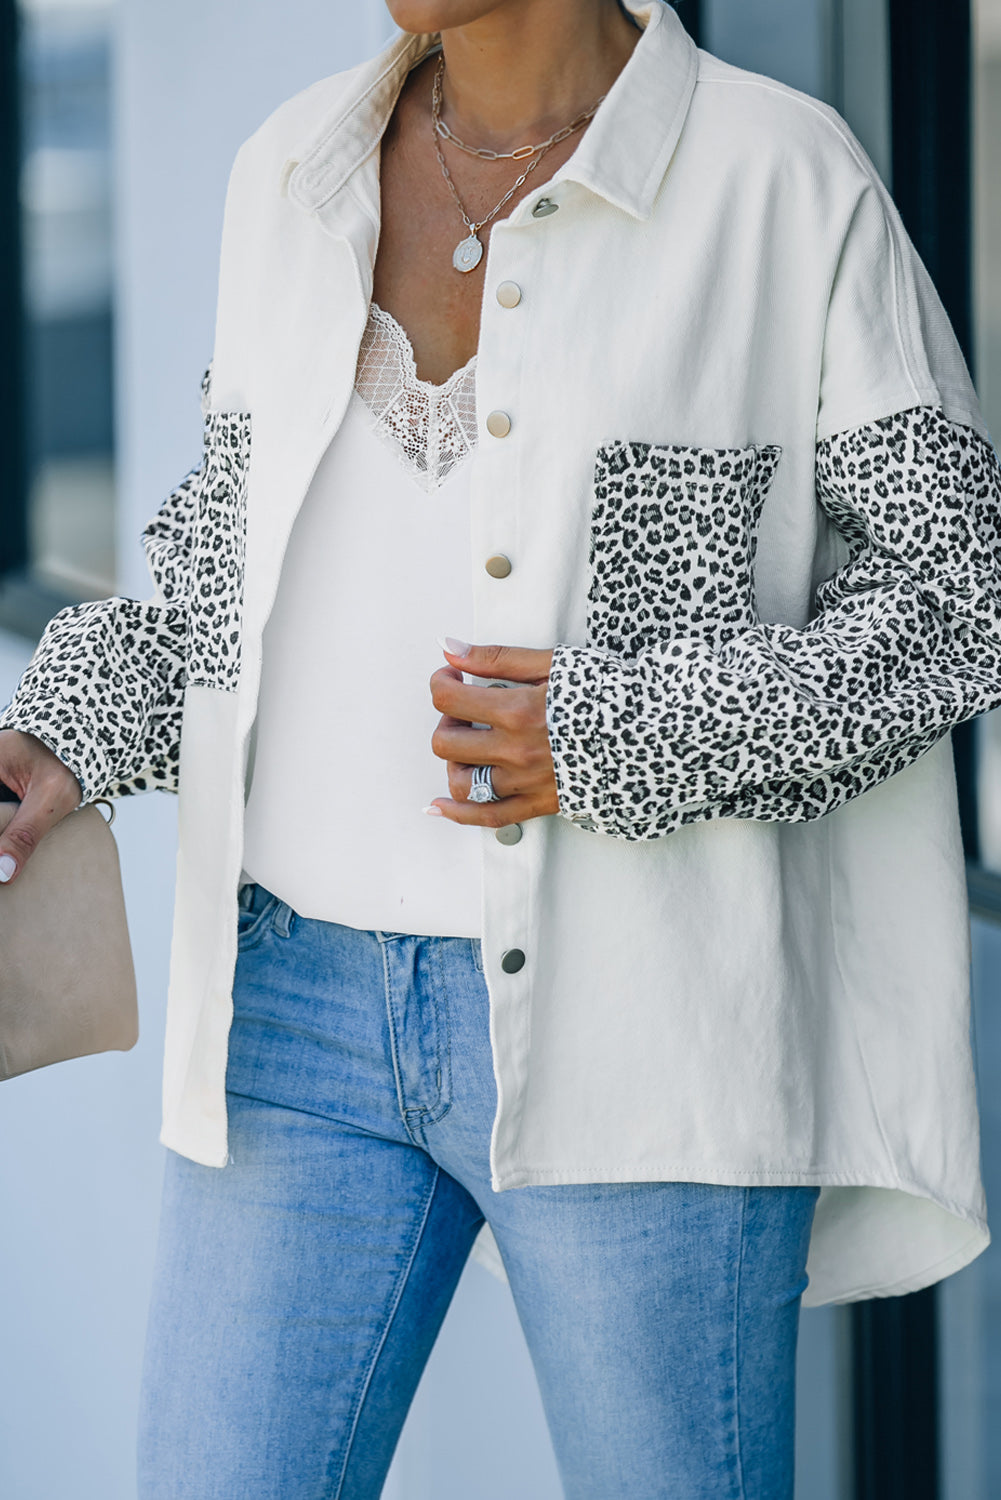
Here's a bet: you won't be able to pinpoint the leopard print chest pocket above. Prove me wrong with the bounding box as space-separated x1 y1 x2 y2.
187 409 252 692
587 440 782 657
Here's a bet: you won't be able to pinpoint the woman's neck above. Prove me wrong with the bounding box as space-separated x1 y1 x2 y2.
437 0 641 155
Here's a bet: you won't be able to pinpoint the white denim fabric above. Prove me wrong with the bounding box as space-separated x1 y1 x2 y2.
4 0 996 1304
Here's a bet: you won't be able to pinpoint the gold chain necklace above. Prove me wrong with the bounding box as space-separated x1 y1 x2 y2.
431 55 604 274
434 73 605 162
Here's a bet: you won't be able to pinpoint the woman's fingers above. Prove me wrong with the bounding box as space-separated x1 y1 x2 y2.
429 666 542 729
445 761 519 801
431 718 502 766
427 791 543 829
432 716 554 775
439 641 554 684
428 643 559 824
432 754 559 823
0 730 82 884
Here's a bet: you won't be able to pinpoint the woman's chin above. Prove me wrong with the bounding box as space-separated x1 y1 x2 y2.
384 0 506 35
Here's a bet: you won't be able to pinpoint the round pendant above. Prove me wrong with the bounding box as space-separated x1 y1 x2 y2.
452 234 483 274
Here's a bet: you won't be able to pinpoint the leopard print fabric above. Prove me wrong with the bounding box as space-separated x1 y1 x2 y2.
588 440 782 657
0 370 252 801
547 407 1001 839
185 409 251 691
0 599 189 800
3 393 996 823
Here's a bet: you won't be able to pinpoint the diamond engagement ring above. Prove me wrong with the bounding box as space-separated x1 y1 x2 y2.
469 765 501 804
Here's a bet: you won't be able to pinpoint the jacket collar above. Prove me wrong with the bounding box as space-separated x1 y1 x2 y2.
285 0 698 225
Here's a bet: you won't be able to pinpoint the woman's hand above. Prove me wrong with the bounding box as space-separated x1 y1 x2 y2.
0 729 82 884
427 642 559 827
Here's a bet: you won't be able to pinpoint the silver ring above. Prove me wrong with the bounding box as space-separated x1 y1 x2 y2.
469 765 501 803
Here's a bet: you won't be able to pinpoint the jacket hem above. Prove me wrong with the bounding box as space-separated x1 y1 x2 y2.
490 1160 985 1224
811 1224 990 1306
490 1161 989 1305
159 1119 229 1169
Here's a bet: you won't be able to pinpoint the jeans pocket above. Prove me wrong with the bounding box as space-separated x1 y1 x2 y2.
236 883 282 950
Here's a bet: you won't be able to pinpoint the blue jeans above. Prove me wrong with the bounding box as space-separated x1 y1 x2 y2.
137 883 819 1499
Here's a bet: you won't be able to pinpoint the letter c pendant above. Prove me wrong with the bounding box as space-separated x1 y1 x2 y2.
453 234 484 274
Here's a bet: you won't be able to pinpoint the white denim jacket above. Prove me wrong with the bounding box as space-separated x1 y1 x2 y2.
5 0 1001 1304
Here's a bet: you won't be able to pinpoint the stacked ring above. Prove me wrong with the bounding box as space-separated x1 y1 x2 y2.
469 765 501 803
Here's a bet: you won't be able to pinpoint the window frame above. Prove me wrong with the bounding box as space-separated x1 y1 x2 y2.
0 0 28 592
0 0 117 643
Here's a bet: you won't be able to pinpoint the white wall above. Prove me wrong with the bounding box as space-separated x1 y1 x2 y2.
0 720 178 1500
114 0 391 593
939 914 1001 1500
705 0 838 98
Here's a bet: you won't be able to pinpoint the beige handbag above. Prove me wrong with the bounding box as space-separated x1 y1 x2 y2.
0 799 138 1081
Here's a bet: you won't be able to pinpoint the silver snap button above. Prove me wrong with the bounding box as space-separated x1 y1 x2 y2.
495 823 523 846
501 948 526 974
496 280 522 308
531 198 559 218
486 410 512 438
485 554 512 579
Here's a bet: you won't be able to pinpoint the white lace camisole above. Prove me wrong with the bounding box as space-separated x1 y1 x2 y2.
240 304 483 937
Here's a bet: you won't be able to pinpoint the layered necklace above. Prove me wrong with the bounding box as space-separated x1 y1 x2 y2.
431 55 604 274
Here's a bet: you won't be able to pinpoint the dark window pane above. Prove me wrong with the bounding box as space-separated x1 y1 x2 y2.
18 0 116 601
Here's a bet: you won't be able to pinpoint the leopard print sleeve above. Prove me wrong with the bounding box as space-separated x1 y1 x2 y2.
0 371 214 802
0 597 188 801
546 407 1001 839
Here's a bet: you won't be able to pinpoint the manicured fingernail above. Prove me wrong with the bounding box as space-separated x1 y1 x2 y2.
0 853 16 882
422 805 444 817
444 637 470 657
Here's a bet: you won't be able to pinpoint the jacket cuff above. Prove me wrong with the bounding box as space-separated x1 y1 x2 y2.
545 643 617 835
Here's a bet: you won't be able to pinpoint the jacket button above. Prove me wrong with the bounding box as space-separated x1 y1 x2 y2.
496 280 522 308
486 409 512 438
501 948 526 974
485 554 512 578
495 823 523 845
531 198 559 218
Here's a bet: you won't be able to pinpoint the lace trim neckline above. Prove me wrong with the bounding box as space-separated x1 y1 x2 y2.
368 302 477 393
354 302 478 492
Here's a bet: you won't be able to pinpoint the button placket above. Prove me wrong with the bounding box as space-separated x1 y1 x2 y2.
476 229 547 1167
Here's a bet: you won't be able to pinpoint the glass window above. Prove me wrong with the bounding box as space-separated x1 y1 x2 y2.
18 0 116 605
975 0 1001 873
938 17 1001 1500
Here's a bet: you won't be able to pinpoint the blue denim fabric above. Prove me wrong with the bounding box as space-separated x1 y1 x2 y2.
137 884 819 1499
